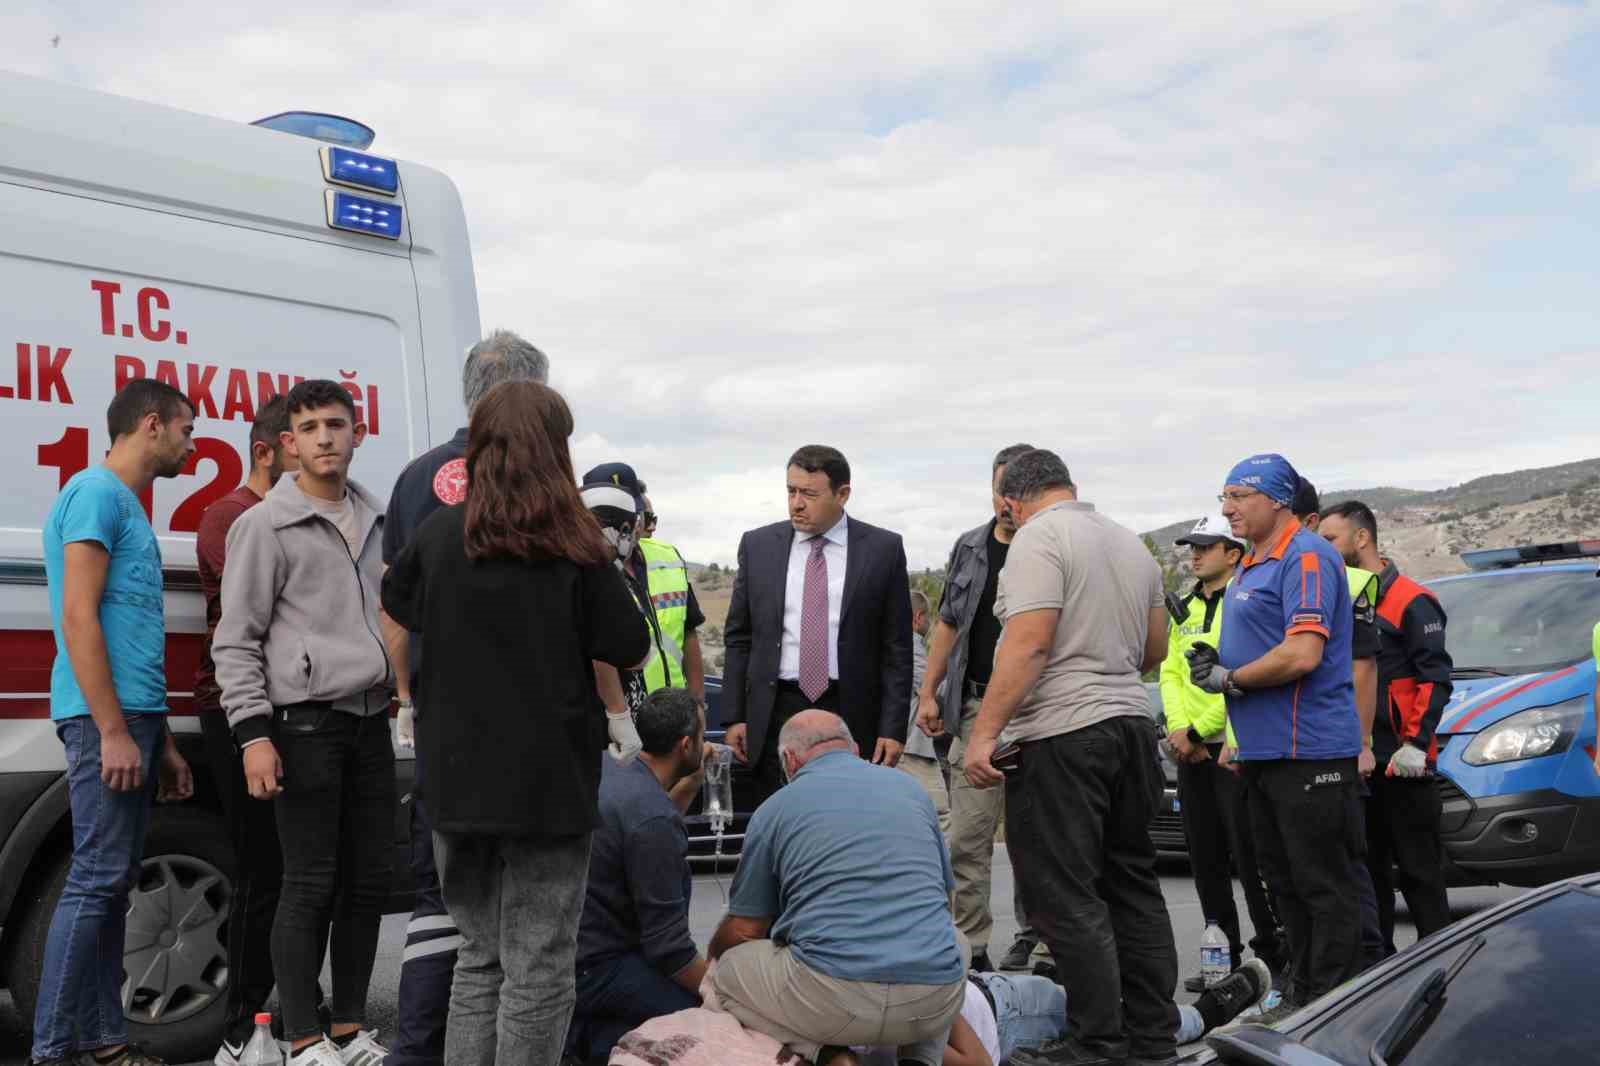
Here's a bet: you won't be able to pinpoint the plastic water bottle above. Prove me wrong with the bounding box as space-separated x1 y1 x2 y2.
241 1012 283 1066
1200 921 1231 987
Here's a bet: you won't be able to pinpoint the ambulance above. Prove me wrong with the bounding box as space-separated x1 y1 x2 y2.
0 71 478 1058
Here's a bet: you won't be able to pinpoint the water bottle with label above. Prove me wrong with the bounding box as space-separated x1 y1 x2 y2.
241 1012 283 1066
1200 920 1231 987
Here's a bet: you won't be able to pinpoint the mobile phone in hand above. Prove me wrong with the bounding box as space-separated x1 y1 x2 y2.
992 740 1022 776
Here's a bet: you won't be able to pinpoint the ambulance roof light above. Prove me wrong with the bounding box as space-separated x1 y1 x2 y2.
251 111 376 150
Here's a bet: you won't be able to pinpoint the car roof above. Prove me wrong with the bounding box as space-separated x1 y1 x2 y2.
1430 561 1598 586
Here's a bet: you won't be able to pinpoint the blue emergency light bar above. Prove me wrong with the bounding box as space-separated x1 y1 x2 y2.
325 190 403 240
321 146 399 196
1461 539 1600 570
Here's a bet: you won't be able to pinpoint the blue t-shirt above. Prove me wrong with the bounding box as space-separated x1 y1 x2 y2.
728 749 962 986
1218 523 1358 761
44 467 168 721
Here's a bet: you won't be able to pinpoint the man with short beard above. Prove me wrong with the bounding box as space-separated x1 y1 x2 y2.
916 443 1040 974
32 380 197 1066
567 689 713 1061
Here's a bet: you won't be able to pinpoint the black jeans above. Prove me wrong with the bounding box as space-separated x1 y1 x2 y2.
1178 751 1283 969
1365 773 1451 954
1006 716 1179 1061
1242 758 1364 1004
202 709 301 1045
271 704 396 1042
751 681 840 806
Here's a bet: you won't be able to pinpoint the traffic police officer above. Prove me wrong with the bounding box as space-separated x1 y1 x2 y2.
1163 515 1285 991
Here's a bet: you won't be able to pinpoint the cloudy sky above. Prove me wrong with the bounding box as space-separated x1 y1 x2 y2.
7 1 1599 567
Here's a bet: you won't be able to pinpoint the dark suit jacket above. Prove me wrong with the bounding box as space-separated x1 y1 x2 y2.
722 515 913 759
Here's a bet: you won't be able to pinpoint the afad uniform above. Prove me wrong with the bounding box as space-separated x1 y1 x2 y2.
1219 523 1360 762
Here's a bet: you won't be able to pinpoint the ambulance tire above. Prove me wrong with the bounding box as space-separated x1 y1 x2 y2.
4 806 236 1064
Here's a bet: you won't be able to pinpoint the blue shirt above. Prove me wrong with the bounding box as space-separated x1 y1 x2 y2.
1218 523 1358 761
577 756 696 976
44 467 168 721
728 749 961 986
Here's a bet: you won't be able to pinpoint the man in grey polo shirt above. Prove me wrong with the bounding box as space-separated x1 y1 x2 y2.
963 449 1179 1066
709 710 968 1066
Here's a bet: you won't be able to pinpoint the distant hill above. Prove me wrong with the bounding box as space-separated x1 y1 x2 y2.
1146 457 1600 583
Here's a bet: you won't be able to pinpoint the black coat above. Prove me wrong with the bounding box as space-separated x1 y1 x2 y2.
722 516 913 758
381 506 649 837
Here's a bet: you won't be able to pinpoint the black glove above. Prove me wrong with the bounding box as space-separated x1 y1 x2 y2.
1185 641 1242 697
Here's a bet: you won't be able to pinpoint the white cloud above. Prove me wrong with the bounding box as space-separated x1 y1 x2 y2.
5 0 1598 567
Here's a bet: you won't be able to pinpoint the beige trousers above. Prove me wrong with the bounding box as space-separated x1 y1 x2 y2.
898 753 951 836
711 935 970 1063
948 697 1009 952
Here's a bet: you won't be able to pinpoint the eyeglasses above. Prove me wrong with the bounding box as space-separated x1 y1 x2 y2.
1217 490 1261 504
641 512 658 524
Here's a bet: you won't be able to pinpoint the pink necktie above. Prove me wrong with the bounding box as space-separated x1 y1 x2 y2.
798 537 830 701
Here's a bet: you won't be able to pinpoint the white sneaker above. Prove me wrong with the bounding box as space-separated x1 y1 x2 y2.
337 1031 389 1066
285 1040 346 1066
212 1040 246 1066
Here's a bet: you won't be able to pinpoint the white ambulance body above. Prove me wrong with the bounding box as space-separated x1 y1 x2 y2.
0 71 477 1058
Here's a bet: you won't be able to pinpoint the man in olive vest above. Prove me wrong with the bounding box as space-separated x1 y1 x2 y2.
586 465 708 705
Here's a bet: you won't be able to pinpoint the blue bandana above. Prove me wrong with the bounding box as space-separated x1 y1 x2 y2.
1225 453 1299 506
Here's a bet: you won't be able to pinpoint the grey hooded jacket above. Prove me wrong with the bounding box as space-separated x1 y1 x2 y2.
213 472 393 745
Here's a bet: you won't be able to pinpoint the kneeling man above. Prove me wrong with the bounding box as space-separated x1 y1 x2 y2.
568 689 710 1061
710 709 968 1066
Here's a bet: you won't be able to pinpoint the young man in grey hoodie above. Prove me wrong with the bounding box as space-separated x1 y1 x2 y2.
213 379 394 1066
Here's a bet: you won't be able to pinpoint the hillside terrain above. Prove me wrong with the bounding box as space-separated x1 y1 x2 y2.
1146 458 1600 583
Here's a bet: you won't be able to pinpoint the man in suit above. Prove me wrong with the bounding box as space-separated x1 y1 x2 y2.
723 445 914 803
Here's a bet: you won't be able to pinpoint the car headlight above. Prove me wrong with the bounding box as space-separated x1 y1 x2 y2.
1461 698 1588 766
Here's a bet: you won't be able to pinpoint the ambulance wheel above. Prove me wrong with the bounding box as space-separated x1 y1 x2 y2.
4 806 236 1063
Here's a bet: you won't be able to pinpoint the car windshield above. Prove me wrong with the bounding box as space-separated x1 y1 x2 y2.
1299 885 1600 1065
1430 568 1600 675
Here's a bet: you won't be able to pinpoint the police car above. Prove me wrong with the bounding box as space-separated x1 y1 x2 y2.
1428 539 1600 887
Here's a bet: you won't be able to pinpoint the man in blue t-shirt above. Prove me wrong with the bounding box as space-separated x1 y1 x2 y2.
1187 453 1364 1015
709 709 967 1066
33 379 197 1066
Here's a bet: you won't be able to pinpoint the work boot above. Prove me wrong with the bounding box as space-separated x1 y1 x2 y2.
969 949 995 973
1000 934 1039 971
1009 1036 1124 1066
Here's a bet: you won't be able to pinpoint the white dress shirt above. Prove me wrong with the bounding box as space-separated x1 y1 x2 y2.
778 513 848 682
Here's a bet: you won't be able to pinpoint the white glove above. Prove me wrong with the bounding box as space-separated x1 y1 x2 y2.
396 699 416 751
607 709 642 764
1388 743 1429 778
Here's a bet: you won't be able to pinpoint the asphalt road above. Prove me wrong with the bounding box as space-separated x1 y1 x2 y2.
0 846 1521 1065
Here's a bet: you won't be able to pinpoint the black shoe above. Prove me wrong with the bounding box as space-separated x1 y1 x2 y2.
1196 958 1271 1030
1009 1036 1124 1066
1032 958 1059 981
1182 972 1208 994
969 949 995 973
1000 935 1039 971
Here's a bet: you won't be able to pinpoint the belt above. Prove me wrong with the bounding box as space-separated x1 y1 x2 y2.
970 974 996 1019
963 679 988 700
777 679 837 694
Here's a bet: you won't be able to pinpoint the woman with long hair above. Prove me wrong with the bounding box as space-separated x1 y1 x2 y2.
382 380 650 1066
